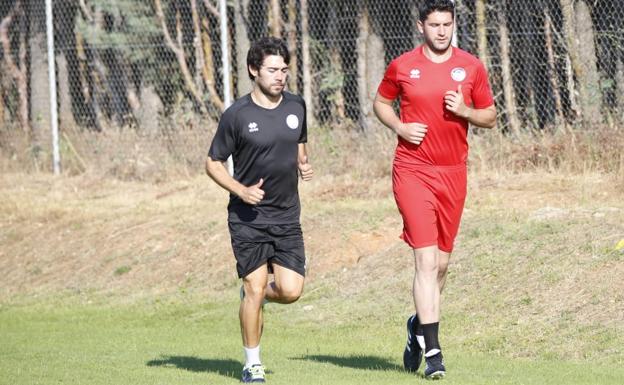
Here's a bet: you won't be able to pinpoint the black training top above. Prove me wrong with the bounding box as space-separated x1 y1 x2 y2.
208 92 307 224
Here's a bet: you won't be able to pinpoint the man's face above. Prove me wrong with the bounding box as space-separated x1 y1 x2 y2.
418 11 454 54
250 55 289 98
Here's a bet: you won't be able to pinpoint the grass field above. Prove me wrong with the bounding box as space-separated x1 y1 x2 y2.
2 300 623 385
1 167 623 384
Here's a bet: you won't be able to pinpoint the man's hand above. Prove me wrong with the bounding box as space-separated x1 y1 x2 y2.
395 122 428 145
444 84 471 119
239 178 265 205
298 156 314 181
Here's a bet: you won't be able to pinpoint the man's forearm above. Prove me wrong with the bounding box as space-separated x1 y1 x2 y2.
205 158 244 197
373 98 401 132
463 105 497 128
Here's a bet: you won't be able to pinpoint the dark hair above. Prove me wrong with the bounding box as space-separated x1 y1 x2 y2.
418 0 455 22
247 37 290 80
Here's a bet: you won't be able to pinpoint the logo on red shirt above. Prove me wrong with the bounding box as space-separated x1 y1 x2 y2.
451 67 466 82
409 69 421 79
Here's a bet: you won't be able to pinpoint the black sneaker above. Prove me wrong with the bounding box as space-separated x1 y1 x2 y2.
402 314 423 372
424 352 445 380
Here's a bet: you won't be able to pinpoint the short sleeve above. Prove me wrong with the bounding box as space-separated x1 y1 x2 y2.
377 59 400 100
208 108 237 161
471 63 494 109
298 99 307 144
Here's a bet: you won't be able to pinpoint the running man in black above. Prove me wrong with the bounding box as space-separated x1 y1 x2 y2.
205 37 313 383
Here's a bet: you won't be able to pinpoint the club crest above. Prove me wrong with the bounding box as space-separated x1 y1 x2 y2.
451 67 466 82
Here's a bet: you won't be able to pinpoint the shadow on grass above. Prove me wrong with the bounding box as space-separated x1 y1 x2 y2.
146 355 240 379
292 354 403 371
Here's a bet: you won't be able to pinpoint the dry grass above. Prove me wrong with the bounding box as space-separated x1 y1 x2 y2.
0 117 215 181
469 124 624 178
2 118 622 185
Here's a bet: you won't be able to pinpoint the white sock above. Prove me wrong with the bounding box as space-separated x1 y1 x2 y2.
244 345 261 367
425 348 441 358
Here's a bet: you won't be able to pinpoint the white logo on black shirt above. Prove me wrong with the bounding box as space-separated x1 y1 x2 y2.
410 69 421 79
248 122 259 132
286 114 299 129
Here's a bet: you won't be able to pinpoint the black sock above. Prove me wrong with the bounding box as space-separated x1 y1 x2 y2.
414 314 424 335
421 322 441 356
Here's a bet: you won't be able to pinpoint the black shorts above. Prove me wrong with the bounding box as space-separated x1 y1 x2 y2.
228 222 306 279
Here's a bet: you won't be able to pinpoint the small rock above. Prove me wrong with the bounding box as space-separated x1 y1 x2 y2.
529 206 569 221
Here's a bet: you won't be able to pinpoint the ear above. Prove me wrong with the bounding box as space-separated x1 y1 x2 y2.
249 65 259 79
417 20 424 34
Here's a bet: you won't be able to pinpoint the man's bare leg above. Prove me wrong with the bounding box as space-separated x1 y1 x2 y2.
412 248 451 338
265 264 304 304
438 250 451 292
413 245 440 324
240 265 269 348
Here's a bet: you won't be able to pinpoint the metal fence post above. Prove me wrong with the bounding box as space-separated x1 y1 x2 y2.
46 0 60 175
219 0 234 176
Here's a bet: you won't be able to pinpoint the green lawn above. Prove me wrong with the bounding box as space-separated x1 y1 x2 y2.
1 300 622 385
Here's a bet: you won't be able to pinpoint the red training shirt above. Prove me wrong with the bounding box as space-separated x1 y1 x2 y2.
377 45 494 166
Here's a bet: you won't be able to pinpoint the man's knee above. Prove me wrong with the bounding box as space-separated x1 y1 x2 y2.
243 283 266 302
275 284 302 303
438 260 449 278
414 251 439 275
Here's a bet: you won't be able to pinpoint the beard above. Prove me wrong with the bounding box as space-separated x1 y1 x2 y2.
424 35 452 55
257 80 284 98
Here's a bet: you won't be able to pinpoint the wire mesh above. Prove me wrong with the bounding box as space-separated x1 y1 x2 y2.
1 1 623 169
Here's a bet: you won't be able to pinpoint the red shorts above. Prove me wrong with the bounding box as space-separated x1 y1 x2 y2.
392 160 467 252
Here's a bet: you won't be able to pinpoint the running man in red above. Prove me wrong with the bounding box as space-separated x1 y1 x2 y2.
373 0 496 379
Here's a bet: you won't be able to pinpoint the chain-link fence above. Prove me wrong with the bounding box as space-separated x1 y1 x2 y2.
1 0 623 172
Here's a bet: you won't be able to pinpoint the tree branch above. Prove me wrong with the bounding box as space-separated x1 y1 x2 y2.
78 0 94 23
153 0 207 113
201 0 220 18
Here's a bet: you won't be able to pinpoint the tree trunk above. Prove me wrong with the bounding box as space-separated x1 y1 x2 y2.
0 68 4 125
77 3 109 130
28 0 50 153
574 1 602 126
0 2 30 135
475 0 489 69
543 10 564 127
498 2 521 134
327 1 345 124
365 20 385 118
234 0 252 96
565 54 579 121
356 6 384 132
560 0 602 126
300 0 315 127
75 31 101 130
56 53 77 129
330 48 346 122
201 15 224 112
191 0 206 97
137 85 164 136
616 59 624 126
356 6 370 131
286 0 298 93
55 0 78 130
268 0 281 37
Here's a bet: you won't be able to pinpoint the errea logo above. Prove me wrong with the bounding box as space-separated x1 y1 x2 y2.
248 122 258 133
410 69 421 79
